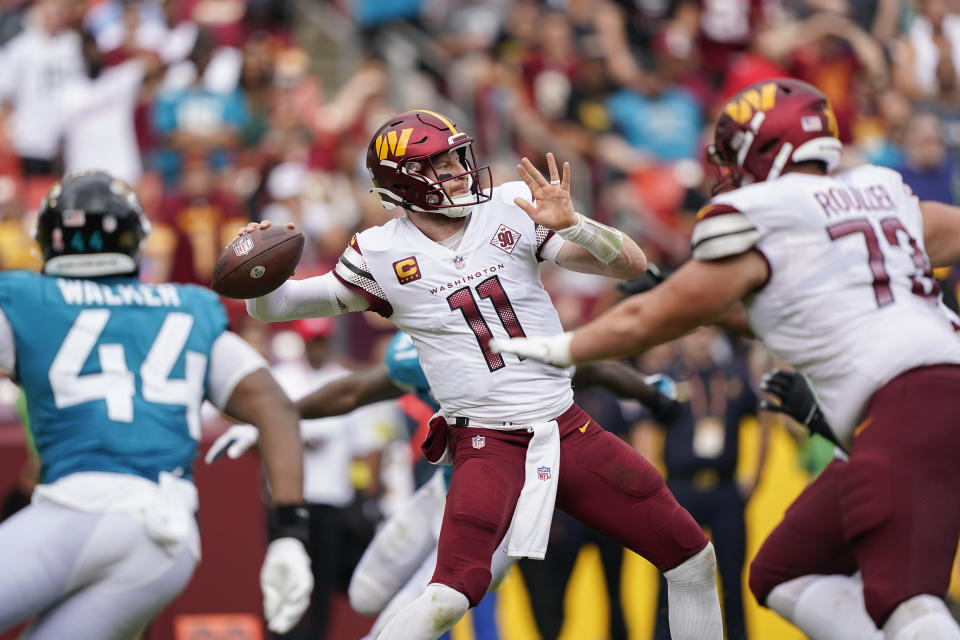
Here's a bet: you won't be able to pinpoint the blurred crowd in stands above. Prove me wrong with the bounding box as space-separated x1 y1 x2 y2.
3 1 959 636
1 0 959 363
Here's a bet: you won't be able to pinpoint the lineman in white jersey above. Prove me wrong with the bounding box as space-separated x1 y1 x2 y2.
241 109 723 640
0 171 312 639
491 79 960 640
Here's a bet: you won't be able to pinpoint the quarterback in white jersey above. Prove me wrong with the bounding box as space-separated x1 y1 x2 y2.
243 110 724 640
492 79 960 640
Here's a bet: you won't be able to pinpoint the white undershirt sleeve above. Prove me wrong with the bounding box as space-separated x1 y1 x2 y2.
0 307 14 372
539 234 566 263
246 271 369 323
206 331 269 409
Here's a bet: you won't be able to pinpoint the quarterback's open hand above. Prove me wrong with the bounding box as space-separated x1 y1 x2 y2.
514 153 578 230
489 332 574 368
205 424 259 464
261 537 313 633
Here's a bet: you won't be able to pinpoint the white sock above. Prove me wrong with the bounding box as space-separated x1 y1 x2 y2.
363 549 439 640
767 574 882 640
662 542 723 640
374 583 469 640
882 595 960 640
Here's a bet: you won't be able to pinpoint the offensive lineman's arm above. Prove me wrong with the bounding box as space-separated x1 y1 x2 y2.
492 251 769 366
296 365 405 419
920 201 960 268
567 253 768 362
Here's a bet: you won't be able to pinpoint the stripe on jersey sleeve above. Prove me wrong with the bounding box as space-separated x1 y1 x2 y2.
691 203 761 260
333 239 393 317
534 223 556 262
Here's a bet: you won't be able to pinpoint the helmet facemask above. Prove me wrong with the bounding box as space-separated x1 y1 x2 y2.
401 143 491 218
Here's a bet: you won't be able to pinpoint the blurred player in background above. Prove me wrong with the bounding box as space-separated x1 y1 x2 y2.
238 107 723 640
212 315 396 640
633 327 768 640
0 171 312 640
491 78 960 640
208 329 683 639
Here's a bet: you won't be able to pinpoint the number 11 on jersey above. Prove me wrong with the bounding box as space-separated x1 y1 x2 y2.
447 275 527 371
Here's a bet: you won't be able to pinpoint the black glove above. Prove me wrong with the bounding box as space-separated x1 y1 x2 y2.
617 263 668 297
760 369 842 449
647 391 683 426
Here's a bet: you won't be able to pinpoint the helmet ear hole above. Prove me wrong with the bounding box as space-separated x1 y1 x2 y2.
758 138 779 155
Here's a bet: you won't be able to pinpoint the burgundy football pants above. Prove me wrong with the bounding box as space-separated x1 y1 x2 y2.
750 364 960 627
431 403 708 606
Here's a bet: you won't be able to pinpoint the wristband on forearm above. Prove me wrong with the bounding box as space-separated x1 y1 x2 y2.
556 213 624 264
268 504 310 544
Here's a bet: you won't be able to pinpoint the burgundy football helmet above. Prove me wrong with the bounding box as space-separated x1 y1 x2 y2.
707 79 842 192
365 110 492 217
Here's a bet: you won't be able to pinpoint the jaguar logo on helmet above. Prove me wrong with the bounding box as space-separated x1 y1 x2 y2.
707 79 843 193
366 109 493 219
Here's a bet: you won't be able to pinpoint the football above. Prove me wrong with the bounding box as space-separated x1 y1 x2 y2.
211 226 304 299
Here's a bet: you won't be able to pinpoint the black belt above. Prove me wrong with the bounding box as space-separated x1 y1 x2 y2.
453 417 516 427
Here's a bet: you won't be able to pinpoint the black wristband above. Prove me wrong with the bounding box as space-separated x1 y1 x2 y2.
806 407 844 450
268 504 310 545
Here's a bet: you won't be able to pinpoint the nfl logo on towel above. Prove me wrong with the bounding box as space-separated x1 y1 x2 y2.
537 466 551 481
472 435 485 449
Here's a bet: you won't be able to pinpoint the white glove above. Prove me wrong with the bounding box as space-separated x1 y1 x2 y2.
204 424 259 464
261 537 313 634
488 332 575 367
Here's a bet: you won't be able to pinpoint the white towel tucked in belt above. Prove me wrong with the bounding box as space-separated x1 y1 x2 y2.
504 419 560 559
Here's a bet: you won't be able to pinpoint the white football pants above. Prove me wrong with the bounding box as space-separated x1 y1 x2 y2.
0 500 198 639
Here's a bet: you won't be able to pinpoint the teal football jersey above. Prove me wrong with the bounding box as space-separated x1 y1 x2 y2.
384 331 454 487
0 271 228 483
384 331 436 410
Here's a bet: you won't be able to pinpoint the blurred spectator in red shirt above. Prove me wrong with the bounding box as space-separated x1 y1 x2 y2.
152 156 249 285
665 0 775 88
750 11 887 142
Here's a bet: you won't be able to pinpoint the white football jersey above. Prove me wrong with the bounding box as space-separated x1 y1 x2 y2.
334 182 574 423
692 165 960 445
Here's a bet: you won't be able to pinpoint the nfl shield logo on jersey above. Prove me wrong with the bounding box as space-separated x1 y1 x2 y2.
490 224 521 254
453 255 466 269
234 235 254 257
537 466 551 481
472 435 485 449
